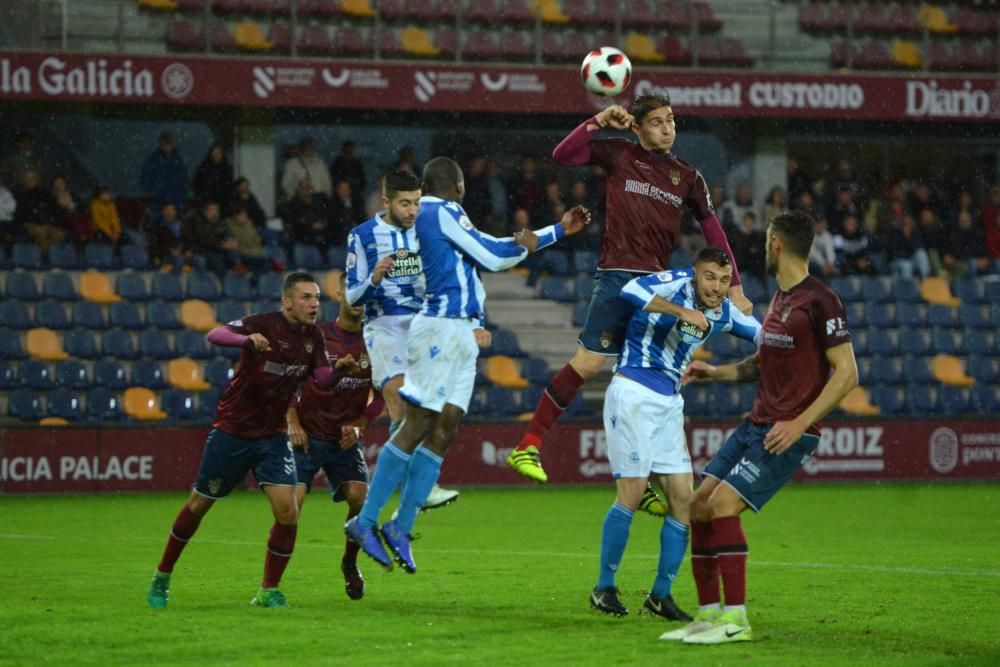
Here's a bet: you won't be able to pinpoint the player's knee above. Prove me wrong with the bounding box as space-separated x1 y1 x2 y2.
689 493 712 522
272 500 299 525
187 493 214 517
668 487 693 517
570 350 605 378
341 483 367 509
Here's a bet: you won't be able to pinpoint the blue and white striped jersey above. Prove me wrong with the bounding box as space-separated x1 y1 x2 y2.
617 268 762 396
345 213 425 321
416 195 564 320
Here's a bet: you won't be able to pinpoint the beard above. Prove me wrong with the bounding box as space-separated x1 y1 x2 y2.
765 251 778 277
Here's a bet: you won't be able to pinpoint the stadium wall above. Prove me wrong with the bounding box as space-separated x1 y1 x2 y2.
1 421 998 494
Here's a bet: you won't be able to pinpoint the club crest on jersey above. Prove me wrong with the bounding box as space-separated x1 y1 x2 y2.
359 354 370 369
600 331 613 349
781 306 793 322
208 478 222 495
396 248 409 259
670 169 680 186
458 214 474 231
305 341 314 353
346 252 357 270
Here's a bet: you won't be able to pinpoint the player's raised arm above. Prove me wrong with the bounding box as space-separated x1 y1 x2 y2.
206 319 271 351
552 106 634 166
621 272 708 331
438 205 532 272
723 306 763 346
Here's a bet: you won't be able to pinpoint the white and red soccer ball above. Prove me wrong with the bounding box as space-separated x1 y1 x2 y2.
580 46 632 97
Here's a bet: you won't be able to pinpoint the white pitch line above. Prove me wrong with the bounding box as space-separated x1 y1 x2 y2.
2 532 998 578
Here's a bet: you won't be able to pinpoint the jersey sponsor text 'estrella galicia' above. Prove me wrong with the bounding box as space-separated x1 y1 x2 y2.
345 212 425 320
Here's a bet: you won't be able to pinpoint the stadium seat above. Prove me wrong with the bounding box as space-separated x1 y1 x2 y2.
223 273 254 301
462 30 500 60
0 302 32 330
518 357 549 385
80 272 121 304
121 245 152 270
572 301 588 327
625 32 666 63
116 273 151 301
540 276 574 303
95 359 129 389
250 299 273 315
958 303 990 329
319 300 339 323
0 330 27 360
964 330 995 356
163 389 199 420
952 279 985 304
180 299 220 332
485 386 520 416
47 388 84 421
966 354 1000 384
856 40 893 69
895 302 927 328
971 385 1000 414
829 276 863 302
139 330 174 360
927 42 958 71
176 330 212 359
434 27 458 57
799 2 826 32
20 360 55 389
401 26 441 57
187 272 221 301
132 360 168 389
850 329 869 357
891 40 923 69
573 274 595 301
864 302 895 328
26 328 69 361
198 386 221 419
693 0 722 31
297 25 334 55
9 388 44 421
920 277 960 306
148 301 183 330
84 244 116 270
210 23 238 52
166 19 203 50
868 329 899 356
11 243 42 270
375 26 406 58
87 387 124 421
927 304 959 328
862 276 892 303
707 385 741 416
899 329 931 355
870 357 904 384
204 358 235 388
167 358 212 391
102 330 139 360
233 21 273 50
490 329 524 357
332 26 369 56
682 385 709 418
55 359 91 389
123 387 168 421
541 249 571 276
109 302 145 330
7 272 41 301
152 273 185 301
64 329 100 359
839 386 880 416
214 301 244 325
931 354 975 387
258 272 284 300
906 385 940 415
483 355 530 390
930 328 962 355
0 361 18 389
42 273 79 301
71 302 108 330
902 355 934 384
498 30 533 61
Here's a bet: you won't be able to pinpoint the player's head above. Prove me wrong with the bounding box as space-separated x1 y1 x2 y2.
766 211 815 276
693 247 732 309
382 168 422 229
422 156 465 204
335 271 364 323
281 271 320 326
630 95 674 154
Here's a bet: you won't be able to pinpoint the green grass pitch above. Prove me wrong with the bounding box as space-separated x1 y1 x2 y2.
1 484 998 666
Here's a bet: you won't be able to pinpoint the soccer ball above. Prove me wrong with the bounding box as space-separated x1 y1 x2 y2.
580 47 632 97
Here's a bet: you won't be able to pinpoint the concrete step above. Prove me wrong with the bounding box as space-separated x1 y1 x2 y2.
487 299 574 329
481 272 538 300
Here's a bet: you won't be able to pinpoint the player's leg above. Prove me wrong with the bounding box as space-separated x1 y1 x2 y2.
644 472 694 622
251 433 301 608
324 442 370 600
590 476 643 617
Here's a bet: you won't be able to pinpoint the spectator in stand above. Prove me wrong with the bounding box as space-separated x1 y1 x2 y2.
0 177 16 241
720 183 756 230
330 140 366 212
395 145 419 174
14 169 61 252
487 161 508 228
227 177 267 230
983 185 1000 271
943 210 991 278
907 180 939 219
51 174 91 244
508 156 544 223
786 157 811 204
760 186 786 227
566 179 602 254
89 186 122 248
281 177 330 252
887 214 931 279
328 180 362 248
140 132 188 211
827 185 858 234
463 156 492 227
184 200 235 277
832 158 860 199
542 180 566 225
149 201 189 270
951 189 979 228
709 184 725 211
809 216 838 280
1 132 43 188
725 210 766 282
281 137 332 201
917 208 947 275
224 204 266 275
795 190 821 221
834 213 874 275
192 143 233 208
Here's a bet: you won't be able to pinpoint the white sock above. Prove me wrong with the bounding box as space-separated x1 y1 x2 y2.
700 603 722 613
724 604 747 613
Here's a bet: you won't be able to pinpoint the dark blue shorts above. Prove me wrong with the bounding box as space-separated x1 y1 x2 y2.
702 420 819 513
294 436 368 502
578 270 643 356
194 428 297 499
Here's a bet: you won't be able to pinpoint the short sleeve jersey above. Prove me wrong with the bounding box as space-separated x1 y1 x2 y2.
750 276 852 434
297 321 375 443
588 138 714 273
213 311 328 440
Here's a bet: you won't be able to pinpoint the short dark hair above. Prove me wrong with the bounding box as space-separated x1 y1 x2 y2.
94 185 111 197
384 168 422 199
631 95 671 124
696 246 731 269
338 271 347 288
283 271 317 297
422 157 462 198
769 210 815 259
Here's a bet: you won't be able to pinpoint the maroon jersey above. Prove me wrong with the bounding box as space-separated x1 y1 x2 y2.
750 276 851 434
297 321 376 442
214 311 328 439
589 138 714 273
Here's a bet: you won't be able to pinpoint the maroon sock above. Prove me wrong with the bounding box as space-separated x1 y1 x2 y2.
262 522 297 588
517 364 585 451
712 516 748 607
156 504 203 574
690 520 720 606
343 509 360 565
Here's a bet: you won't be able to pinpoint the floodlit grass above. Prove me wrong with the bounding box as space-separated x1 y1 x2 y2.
1 484 998 665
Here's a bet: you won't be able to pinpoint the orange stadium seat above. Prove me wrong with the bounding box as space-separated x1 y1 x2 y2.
167 358 212 391
341 0 375 17
124 387 168 421
839 386 881 416
536 0 570 24
401 27 441 56
138 0 179 9
931 355 975 388
80 271 122 304
920 277 960 307
39 417 71 426
891 41 923 68
181 299 220 332
484 356 530 390
26 328 70 362
233 22 274 51
625 33 666 63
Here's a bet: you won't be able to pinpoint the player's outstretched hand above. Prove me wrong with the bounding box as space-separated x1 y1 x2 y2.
247 333 272 352
764 418 807 455
288 418 308 452
728 285 753 316
681 360 716 385
595 105 635 131
340 419 367 448
514 228 540 253
474 328 492 348
559 205 591 236
680 307 710 331
335 354 361 374
372 255 395 285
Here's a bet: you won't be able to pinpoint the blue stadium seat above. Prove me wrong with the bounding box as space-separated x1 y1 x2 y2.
966 355 1000 384
906 385 940 415
870 385 905 415
490 329 524 357
0 302 33 330
148 301 182 330
216 300 246 325
466 388 487 416
708 385 742 416
931 328 962 355
187 272 221 301
64 329 100 359
6 272 41 301
971 385 1000 413
223 273 254 301
964 330 995 356
47 388 84 421
204 358 235 388
574 274 594 301
0 245 5 268
94 359 129 389
855 357 872 385
116 273 151 302
163 389 199 420
139 330 174 359
121 245 152 270
293 243 324 270
864 303 895 328
327 245 348 270
572 301 588 327
540 276 574 303
899 329 931 355
263 246 288 269
42 273 79 301
35 301 70 330
11 242 42 270
258 273 284 300
868 329 899 356
101 330 139 359
109 302 145 330
47 243 80 270
927 304 960 328
486 386 520 416
993 303 1000 328
668 248 693 270
199 387 220 419
565 394 595 417
176 330 212 359
84 243 116 270
132 360 168 388
9 388 44 421
870 356 904 384
20 360 54 389
891 277 920 302
862 276 892 303
0 361 18 389
87 387 124 421
850 329 869 357
741 275 768 305
573 250 598 274
952 278 985 304
55 359 91 389
829 276 863 302
0 330 27 360
984 281 1000 304
895 302 926 328
682 385 709 417
939 386 972 415
846 302 866 329
902 355 934 383
321 301 340 322
520 357 550 385
542 249 572 276
958 303 990 329
152 273 185 301
707 334 741 359
72 302 107 329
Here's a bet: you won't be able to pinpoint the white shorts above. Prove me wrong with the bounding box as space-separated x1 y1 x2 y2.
399 314 479 414
364 315 414 390
603 375 691 479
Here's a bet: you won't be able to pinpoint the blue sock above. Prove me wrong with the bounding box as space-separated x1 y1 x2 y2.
651 516 689 600
358 443 411 528
597 502 634 590
394 446 443 534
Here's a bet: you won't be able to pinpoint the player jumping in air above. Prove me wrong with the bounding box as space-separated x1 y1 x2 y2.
662 211 857 644
590 248 760 620
147 272 358 609
287 272 385 601
345 157 589 574
508 95 752 508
